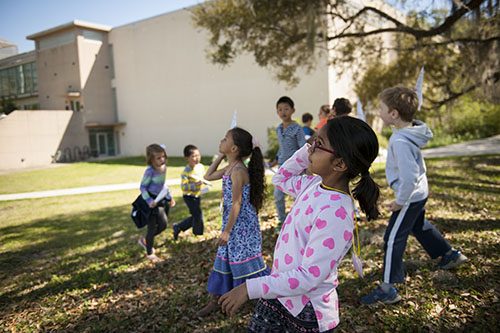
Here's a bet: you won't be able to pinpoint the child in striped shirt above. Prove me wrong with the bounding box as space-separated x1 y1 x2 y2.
173 144 208 240
138 144 176 262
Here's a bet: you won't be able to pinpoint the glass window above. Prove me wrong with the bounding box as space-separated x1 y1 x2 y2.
31 63 38 93
17 66 24 95
109 44 115 79
82 30 103 42
70 100 81 112
107 131 116 156
39 31 75 50
89 128 115 156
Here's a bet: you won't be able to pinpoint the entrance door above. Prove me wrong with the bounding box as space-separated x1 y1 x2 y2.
97 133 108 155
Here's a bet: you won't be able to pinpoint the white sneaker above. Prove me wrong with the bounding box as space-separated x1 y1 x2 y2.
146 254 162 263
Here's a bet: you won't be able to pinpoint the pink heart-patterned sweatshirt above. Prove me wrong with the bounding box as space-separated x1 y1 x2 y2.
246 143 354 332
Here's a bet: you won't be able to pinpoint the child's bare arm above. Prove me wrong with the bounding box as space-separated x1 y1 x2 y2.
204 154 227 181
218 168 245 245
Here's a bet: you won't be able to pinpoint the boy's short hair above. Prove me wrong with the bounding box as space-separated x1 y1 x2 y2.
302 113 313 123
276 96 294 109
379 86 418 122
332 98 352 116
183 144 198 157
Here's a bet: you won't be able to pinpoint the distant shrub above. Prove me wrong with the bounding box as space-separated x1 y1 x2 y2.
448 96 500 138
266 127 279 160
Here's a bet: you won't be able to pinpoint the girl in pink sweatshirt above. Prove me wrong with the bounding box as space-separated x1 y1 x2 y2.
219 117 381 332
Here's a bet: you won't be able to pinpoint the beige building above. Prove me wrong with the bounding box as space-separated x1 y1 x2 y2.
1 3 392 169
110 9 329 157
27 21 124 159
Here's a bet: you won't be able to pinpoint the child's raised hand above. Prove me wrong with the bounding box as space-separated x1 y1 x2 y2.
169 198 176 207
219 283 249 316
218 230 230 246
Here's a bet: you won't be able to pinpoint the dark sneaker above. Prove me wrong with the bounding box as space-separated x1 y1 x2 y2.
361 286 401 305
173 224 180 241
438 250 468 270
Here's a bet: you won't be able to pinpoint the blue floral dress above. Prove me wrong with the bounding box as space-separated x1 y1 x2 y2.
207 175 269 295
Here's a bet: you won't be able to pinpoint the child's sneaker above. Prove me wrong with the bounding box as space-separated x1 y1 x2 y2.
146 254 162 263
438 250 468 270
360 286 401 305
173 224 180 241
138 237 155 254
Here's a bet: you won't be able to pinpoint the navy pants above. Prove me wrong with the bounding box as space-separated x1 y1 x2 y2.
177 195 204 235
383 198 451 283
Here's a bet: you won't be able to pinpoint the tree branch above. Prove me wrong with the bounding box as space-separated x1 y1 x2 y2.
328 0 486 41
387 36 500 51
426 70 500 109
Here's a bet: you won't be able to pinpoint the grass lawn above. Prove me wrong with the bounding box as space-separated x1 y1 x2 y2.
0 156 214 195
0 155 499 332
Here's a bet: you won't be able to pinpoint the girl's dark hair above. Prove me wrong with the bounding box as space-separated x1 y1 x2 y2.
325 117 380 220
229 127 266 212
146 144 167 166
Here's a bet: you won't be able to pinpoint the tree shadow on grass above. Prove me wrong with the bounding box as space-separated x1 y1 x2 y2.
0 192 264 332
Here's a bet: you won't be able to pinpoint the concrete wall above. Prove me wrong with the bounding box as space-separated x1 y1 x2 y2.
34 26 116 151
37 38 80 110
0 110 73 169
77 32 115 123
110 9 331 157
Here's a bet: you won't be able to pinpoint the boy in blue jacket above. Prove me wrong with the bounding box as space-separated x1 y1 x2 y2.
361 86 467 305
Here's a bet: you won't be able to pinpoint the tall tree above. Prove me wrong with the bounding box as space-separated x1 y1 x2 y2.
192 0 499 108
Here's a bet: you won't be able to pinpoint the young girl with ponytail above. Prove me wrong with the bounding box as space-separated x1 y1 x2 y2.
219 117 381 332
196 127 269 317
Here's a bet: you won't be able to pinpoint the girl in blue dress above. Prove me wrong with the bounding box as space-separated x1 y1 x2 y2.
197 127 269 317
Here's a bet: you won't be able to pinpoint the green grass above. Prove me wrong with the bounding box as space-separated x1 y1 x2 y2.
0 156 214 195
0 155 499 332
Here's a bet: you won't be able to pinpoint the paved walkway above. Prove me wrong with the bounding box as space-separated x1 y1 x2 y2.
1 135 498 201
422 134 500 158
0 179 180 201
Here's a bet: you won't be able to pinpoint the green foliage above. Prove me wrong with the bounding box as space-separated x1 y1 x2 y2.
448 96 500 138
192 0 499 109
424 96 500 148
265 126 279 160
192 0 327 86
376 129 390 149
0 97 18 115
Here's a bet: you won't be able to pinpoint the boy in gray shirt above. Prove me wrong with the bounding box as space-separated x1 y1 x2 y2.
361 86 467 305
271 96 306 225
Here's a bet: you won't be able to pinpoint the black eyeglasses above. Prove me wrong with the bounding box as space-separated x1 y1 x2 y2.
311 138 336 155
